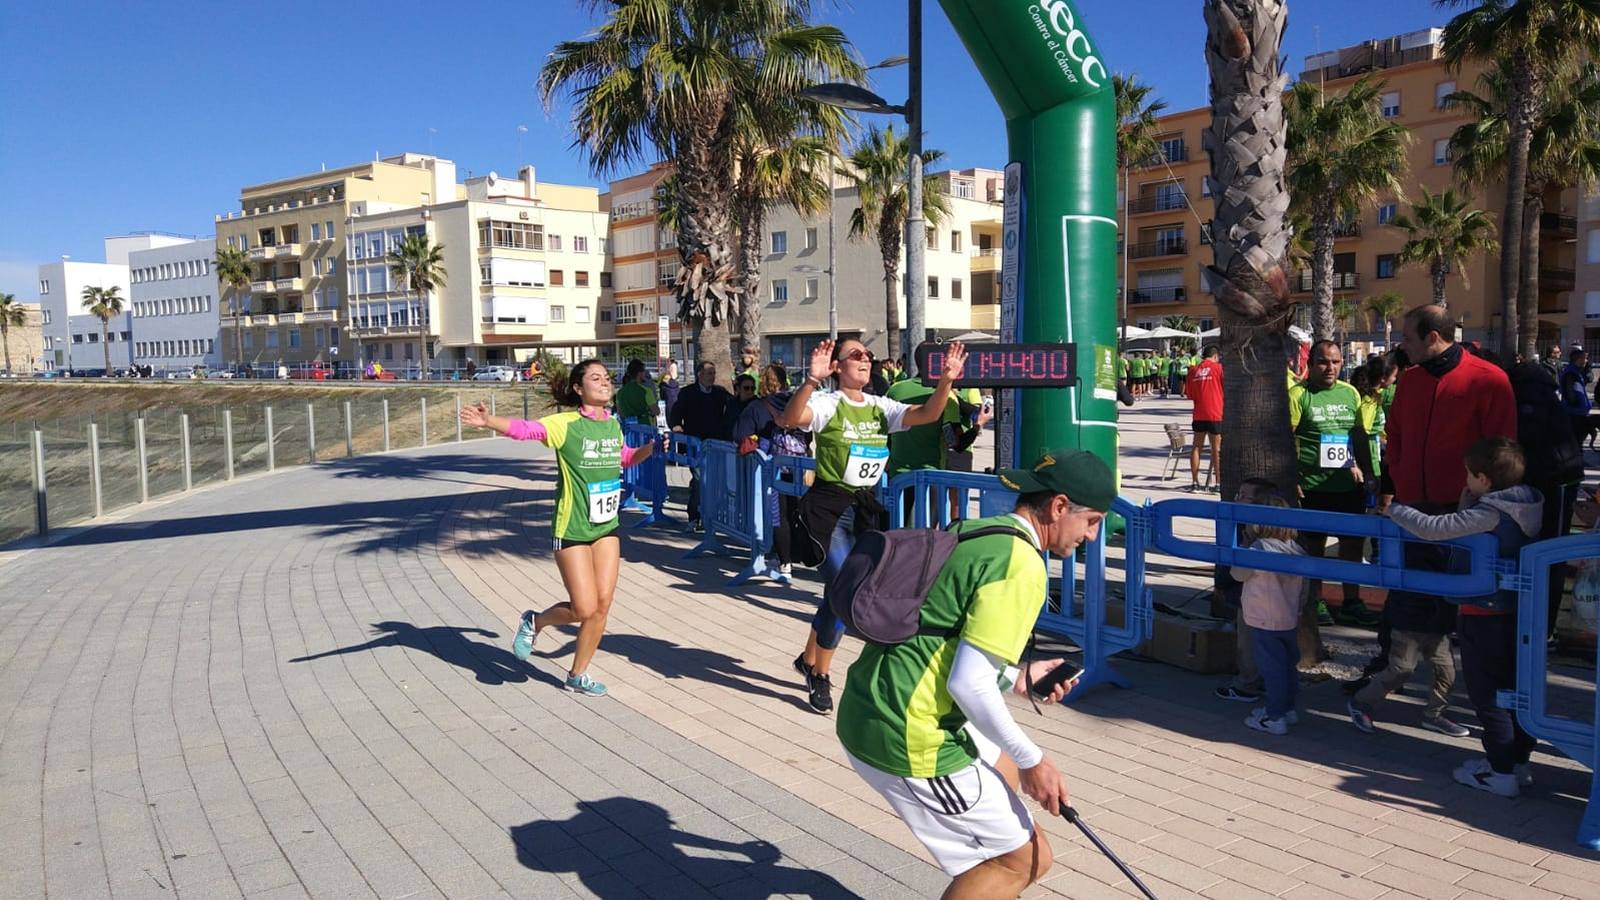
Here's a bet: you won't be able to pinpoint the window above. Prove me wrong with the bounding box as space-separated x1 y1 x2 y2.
805 278 819 301
326 258 336 275
771 279 789 303
952 278 964 300
39 279 48 294
575 271 590 287
480 264 492 284
574 236 588 253
950 231 963 253
926 227 938 250
1199 222 1214 245
315 328 325 347
1377 203 1398 225
927 277 940 299
1381 91 1400 118
549 235 563 252
550 304 566 322
313 259 323 275
383 343 394 361
1435 80 1456 109
244 332 254 349
1377 254 1397 279
576 306 591 323
953 179 974 199
600 272 613 288
1158 135 1186 162
805 228 818 251
266 331 279 349
288 331 301 349
404 343 414 361
325 221 334 239
600 309 613 322
1434 139 1451 165
771 230 788 254
550 269 565 286
477 219 545 250
311 223 321 241
1588 228 1600 264
328 328 338 351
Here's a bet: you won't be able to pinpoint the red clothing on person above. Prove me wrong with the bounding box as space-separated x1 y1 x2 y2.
1186 359 1224 421
1387 345 1516 508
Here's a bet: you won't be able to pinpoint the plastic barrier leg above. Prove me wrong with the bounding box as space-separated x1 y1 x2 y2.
1579 780 1600 851
631 455 672 529
1062 535 1131 702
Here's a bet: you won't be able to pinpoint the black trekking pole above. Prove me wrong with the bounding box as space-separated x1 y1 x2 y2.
1061 806 1159 899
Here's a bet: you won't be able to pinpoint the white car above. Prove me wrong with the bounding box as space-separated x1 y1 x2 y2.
473 365 518 382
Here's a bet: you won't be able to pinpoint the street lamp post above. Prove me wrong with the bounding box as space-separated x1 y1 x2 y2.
903 0 925 376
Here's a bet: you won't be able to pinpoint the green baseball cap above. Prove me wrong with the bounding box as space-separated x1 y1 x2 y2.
997 448 1116 513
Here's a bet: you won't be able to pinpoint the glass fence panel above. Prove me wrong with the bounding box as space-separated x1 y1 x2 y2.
40 416 92 527
233 405 269 478
143 408 186 500
97 411 142 514
0 421 36 544
272 401 310 468
350 396 388 456
312 400 347 463
188 405 229 488
426 390 460 446
388 396 422 451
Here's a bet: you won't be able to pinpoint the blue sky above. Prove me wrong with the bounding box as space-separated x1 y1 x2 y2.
0 0 1449 299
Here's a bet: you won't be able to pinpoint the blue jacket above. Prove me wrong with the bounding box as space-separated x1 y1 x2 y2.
1559 362 1592 418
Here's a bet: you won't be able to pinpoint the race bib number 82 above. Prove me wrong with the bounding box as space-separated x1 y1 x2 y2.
843 444 889 487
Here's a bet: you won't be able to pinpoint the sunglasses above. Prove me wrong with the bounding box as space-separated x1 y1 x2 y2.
844 348 875 363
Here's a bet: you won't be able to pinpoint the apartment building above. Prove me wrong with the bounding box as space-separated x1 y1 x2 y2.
600 163 686 363
214 153 456 371
345 166 610 369
128 236 220 373
35 236 150 371
1118 27 1578 349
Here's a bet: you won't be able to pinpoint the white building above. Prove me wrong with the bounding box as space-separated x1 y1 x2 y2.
37 245 132 373
128 236 220 374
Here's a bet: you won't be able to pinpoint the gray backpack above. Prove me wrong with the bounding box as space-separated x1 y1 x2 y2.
826 524 1028 644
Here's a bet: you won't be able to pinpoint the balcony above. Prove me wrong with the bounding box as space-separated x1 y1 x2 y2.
1540 267 1576 292
1542 213 1577 236
273 243 302 259
250 279 275 294
1136 144 1187 167
275 277 305 293
970 247 1001 272
247 246 273 262
1128 238 1188 259
1333 221 1362 239
1294 271 1360 293
1128 194 1189 215
302 309 337 323
1129 286 1186 305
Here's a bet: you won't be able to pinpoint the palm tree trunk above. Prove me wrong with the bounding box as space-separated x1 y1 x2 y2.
233 290 245 372
1497 50 1538 359
101 319 111 374
738 198 765 353
1518 192 1543 362
879 215 903 359
1204 0 1299 505
1384 319 1392 350
2 321 11 375
882 271 899 358
1431 258 1448 308
674 105 738 383
1119 170 1130 353
1311 215 1336 342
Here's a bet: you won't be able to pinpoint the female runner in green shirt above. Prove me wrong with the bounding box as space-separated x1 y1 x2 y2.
461 359 655 696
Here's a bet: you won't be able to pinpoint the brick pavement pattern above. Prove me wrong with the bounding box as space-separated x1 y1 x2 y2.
3 399 1599 898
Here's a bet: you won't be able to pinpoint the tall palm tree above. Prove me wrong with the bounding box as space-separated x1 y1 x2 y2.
839 124 949 357
387 233 447 380
214 245 252 369
1285 75 1410 342
1203 0 1299 501
83 285 124 375
732 130 835 349
1390 187 1499 309
540 0 859 380
1114 74 1169 351
1164 313 1198 353
1365 289 1406 350
1448 59 1600 356
1440 0 1600 359
0 292 26 374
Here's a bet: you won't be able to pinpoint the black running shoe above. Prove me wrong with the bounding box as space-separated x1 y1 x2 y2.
807 671 834 714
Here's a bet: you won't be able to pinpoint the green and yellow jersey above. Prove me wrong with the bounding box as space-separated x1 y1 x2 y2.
537 411 625 542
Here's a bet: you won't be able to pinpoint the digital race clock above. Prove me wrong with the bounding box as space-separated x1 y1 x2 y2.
915 342 1078 389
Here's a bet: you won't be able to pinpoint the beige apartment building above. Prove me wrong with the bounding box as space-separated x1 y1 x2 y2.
1572 188 1600 351
600 163 687 364
215 153 455 371
1119 28 1579 351
345 166 610 370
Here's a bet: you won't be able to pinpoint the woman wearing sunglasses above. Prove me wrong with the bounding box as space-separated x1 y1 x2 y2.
777 337 968 713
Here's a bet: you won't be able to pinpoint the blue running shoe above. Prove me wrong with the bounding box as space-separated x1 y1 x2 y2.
512 610 539 661
565 673 607 697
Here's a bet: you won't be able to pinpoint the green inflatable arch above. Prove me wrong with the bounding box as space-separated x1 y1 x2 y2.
940 0 1119 473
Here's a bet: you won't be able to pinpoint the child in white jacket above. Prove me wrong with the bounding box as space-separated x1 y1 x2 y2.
1230 495 1309 735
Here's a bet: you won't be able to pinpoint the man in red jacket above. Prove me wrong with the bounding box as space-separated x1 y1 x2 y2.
1185 345 1224 492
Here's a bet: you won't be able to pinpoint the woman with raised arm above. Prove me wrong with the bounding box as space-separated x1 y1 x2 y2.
778 338 968 713
460 359 655 697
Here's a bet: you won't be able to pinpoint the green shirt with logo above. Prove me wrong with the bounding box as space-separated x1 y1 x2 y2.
1288 380 1371 494
615 380 658 421
805 391 912 488
885 380 961 476
539 411 625 542
836 515 1047 778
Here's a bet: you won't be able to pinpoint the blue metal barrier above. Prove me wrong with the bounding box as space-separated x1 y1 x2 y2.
620 424 670 526
1508 534 1600 850
685 441 781 585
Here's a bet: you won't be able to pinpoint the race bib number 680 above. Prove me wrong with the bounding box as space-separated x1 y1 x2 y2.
1320 434 1353 469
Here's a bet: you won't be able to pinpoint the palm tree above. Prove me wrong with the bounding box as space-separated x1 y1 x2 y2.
387 233 447 379
1285 75 1410 342
1164 313 1198 353
839 124 949 358
0 292 26 374
1390 187 1499 309
1365 289 1406 350
83 285 124 375
1332 297 1361 350
732 128 836 349
1440 0 1600 359
1448 59 1600 356
540 0 859 380
215 245 252 370
1115 74 1169 351
1203 0 1299 501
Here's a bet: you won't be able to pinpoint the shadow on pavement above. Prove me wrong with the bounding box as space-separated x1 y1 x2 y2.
289 620 562 688
542 633 813 713
510 798 859 898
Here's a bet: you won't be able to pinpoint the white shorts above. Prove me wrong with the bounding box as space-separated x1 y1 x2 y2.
846 730 1035 877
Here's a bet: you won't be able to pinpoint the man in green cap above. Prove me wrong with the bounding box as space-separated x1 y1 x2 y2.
836 448 1114 899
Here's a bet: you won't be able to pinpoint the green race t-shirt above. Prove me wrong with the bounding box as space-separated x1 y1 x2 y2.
836 515 1047 778
885 380 960 476
541 411 625 542
1288 380 1365 493
615 380 658 421
1359 393 1384 478
805 391 911 487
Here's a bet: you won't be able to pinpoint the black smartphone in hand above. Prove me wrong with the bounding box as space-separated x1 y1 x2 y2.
1029 661 1083 700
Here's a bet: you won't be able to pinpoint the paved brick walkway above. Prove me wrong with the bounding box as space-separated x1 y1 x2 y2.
3 397 1599 899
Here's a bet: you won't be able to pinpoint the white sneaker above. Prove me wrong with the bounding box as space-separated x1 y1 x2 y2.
1245 710 1289 735
778 564 792 578
1252 706 1299 725
1453 759 1520 798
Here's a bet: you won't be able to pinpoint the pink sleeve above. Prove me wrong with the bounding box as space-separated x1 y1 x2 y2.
505 419 547 442
621 446 640 468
